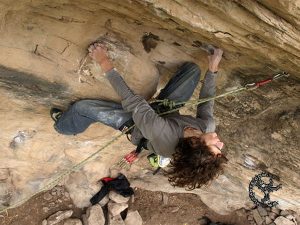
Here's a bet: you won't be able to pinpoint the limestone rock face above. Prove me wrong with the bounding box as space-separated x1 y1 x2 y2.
0 0 299 215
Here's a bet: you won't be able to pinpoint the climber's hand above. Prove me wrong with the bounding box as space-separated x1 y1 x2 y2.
208 48 223 73
88 43 114 73
88 43 108 63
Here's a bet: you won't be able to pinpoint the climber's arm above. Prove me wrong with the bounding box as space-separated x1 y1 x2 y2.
196 70 216 123
88 43 170 140
105 69 172 141
196 49 223 132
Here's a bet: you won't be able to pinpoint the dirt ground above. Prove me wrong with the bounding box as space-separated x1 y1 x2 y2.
0 186 250 225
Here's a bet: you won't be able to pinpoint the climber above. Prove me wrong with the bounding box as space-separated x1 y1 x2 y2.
50 43 228 190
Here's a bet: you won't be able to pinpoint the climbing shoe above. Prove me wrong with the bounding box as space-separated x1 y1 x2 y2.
50 108 63 122
147 153 171 168
147 153 159 168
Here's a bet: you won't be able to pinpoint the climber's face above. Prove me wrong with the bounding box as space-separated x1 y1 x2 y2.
184 128 224 156
200 132 224 156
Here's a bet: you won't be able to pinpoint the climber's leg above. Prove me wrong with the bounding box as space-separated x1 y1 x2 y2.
156 62 201 103
54 100 132 135
149 62 201 113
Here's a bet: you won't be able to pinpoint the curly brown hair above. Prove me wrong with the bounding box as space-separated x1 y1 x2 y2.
166 137 228 190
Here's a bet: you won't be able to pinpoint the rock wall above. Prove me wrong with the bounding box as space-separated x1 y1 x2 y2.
0 0 299 215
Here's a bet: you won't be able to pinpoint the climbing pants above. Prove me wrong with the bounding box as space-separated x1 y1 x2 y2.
54 62 201 135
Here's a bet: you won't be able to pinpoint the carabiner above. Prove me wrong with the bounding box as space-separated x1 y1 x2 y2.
273 72 289 80
245 83 257 89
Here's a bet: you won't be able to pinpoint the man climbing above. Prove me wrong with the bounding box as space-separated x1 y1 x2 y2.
51 43 228 190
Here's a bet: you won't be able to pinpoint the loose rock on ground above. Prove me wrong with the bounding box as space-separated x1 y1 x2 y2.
43 210 73 225
84 205 105 225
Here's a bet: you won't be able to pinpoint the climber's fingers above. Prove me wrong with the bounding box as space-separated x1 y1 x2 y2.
95 43 108 52
88 43 108 55
88 44 95 53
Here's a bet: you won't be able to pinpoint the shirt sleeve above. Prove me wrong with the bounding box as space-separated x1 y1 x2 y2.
196 70 217 132
105 68 173 141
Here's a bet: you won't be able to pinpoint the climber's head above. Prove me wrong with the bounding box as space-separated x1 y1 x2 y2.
200 132 224 155
166 131 228 190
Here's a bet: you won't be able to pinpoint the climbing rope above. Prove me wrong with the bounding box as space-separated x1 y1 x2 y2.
154 72 289 116
0 72 289 214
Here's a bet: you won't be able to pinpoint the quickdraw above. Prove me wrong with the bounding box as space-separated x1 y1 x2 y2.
117 150 138 169
245 72 289 89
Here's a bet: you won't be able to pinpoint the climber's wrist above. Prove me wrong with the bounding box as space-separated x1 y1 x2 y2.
208 65 219 73
100 59 114 73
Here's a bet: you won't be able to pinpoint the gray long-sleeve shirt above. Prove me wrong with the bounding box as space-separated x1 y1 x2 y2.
106 68 217 158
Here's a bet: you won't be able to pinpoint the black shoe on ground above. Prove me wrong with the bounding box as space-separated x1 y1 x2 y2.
50 108 63 122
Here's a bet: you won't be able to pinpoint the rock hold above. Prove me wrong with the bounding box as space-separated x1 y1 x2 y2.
46 210 73 225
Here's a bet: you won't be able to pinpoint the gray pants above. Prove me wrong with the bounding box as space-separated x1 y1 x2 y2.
55 62 201 135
